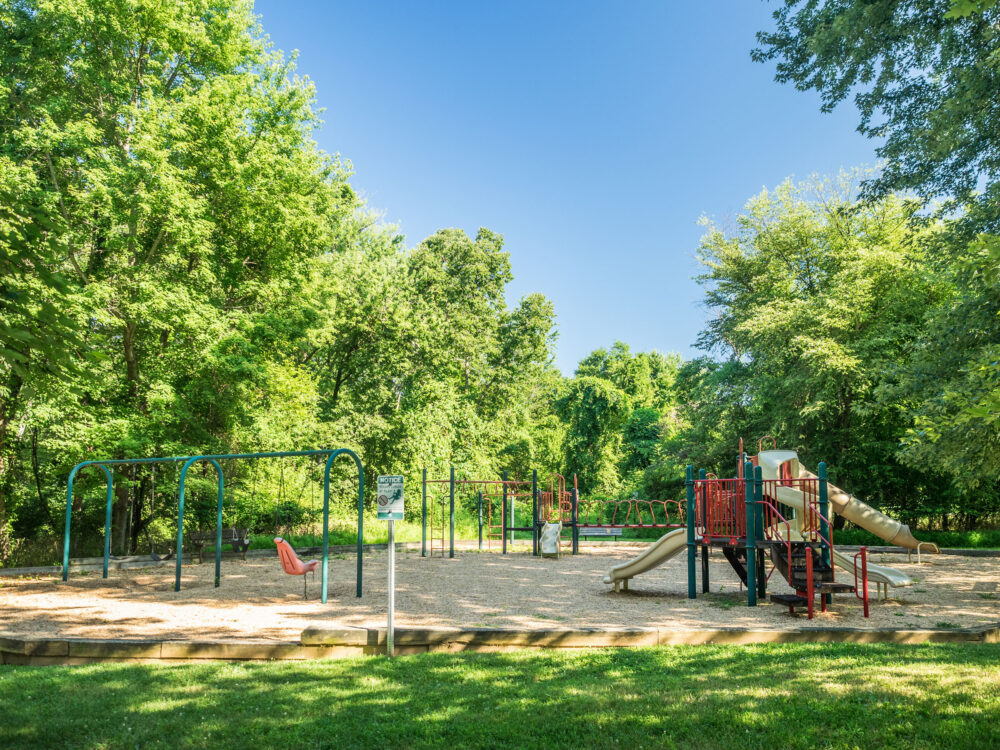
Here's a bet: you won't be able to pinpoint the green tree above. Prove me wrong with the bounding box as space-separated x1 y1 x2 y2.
754 0 1000 490
754 0 1000 203
688 175 955 521
0 0 352 558
556 376 631 494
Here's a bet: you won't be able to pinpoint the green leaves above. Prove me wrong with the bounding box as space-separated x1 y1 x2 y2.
946 0 1000 18
755 0 1000 203
684 174 956 515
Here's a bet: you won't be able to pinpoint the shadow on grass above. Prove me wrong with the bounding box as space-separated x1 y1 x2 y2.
2 643 999 749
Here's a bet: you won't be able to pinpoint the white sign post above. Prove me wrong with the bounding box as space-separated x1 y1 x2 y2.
377 475 404 658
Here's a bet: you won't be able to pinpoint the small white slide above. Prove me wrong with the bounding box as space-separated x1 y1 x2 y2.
602 528 687 592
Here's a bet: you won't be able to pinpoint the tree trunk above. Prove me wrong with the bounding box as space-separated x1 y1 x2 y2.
114 480 129 555
123 321 140 400
31 427 55 530
0 365 25 526
129 474 149 553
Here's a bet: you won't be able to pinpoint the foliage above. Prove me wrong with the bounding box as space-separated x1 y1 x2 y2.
753 0 1000 204
755 0 1000 510
0 0 559 563
662 175 977 523
892 226 1000 489
557 343 681 495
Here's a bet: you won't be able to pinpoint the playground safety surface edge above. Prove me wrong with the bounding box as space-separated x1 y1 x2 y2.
2 622 998 664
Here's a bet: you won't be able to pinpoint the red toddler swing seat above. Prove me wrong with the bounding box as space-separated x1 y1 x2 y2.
274 537 320 599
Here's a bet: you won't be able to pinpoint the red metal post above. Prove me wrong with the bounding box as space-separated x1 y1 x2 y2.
806 544 814 620
861 546 870 618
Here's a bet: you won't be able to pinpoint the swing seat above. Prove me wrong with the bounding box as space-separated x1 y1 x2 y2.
274 537 320 600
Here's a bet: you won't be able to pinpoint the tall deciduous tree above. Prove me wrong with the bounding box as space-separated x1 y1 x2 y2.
689 176 954 519
754 0 1000 488
753 0 1000 204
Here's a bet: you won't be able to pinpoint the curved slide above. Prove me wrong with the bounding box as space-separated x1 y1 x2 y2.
757 450 939 553
766 523 916 590
602 528 687 591
758 449 938 590
602 448 934 592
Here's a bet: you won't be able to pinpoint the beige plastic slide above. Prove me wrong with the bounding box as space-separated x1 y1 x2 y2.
602 528 687 592
768 524 915 590
757 449 939 590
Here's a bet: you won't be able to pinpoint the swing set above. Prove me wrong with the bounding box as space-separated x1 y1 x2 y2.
62 448 364 604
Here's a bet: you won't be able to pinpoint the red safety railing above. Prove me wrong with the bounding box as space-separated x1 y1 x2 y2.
575 497 686 529
759 475 841 619
805 542 815 618
757 498 794 574
696 478 746 543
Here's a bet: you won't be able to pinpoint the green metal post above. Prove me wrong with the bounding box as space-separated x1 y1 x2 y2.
477 491 483 551
502 469 508 554
686 466 696 599
818 461 831 605
421 468 427 557
532 469 538 556
176 457 223 591
699 468 709 593
571 488 579 555
321 448 365 603
175 459 193 592
449 467 455 559
212 460 224 588
754 465 766 600
744 460 757 606
102 470 114 579
64 463 114 581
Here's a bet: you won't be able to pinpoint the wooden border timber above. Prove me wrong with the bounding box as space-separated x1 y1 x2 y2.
1 623 997 664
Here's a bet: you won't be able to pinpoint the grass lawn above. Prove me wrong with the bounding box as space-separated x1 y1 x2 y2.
2 644 999 749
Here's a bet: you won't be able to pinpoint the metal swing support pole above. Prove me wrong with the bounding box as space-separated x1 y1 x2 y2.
477 491 483 551
421 468 427 558
532 469 539 557
449 466 455 559
175 457 225 591
502 469 508 554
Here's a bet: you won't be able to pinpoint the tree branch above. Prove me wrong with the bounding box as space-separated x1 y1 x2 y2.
44 154 89 284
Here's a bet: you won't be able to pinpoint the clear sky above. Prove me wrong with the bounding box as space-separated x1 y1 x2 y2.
253 1 877 374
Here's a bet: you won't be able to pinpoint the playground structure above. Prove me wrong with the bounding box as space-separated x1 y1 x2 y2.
15 439 992 649
62 448 364 604
421 469 573 557
421 468 688 557
61 439 939 621
604 438 942 618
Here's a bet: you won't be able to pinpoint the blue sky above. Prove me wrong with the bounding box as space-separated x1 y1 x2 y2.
254 1 877 374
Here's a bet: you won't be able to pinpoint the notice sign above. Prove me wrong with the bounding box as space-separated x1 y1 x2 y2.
377 475 404 521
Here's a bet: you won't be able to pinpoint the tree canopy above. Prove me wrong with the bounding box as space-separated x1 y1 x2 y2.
1 0 998 564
